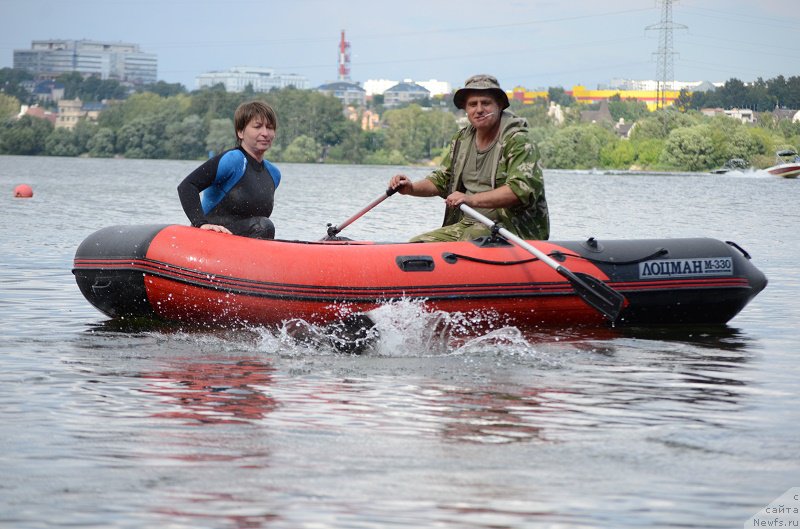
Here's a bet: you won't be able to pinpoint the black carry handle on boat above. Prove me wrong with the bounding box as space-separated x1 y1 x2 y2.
459 204 626 322
323 188 398 240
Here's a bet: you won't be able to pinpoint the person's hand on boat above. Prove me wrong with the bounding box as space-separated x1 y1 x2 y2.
199 223 232 234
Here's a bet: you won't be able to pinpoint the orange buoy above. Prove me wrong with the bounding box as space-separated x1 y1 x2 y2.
14 184 33 198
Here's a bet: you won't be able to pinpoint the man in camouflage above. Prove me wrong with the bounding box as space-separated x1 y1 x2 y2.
389 74 549 242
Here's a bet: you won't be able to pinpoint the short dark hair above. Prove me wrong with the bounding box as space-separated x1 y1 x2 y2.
234 101 278 145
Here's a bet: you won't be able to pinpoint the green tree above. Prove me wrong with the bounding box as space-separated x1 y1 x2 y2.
540 124 616 169
45 127 81 156
717 78 748 109
748 78 776 111
600 139 635 168
115 93 187 125
268 88 350 154
513 100 557 128
139 81 187 98
381 104 456 162
0 93 20 121
58 72 86 100
324 120 371 164
188 86 245 121
0 68 34 103
205 118 235 156
659 126 715 171
0 115 53 154
727 128 763 162
382 105 427 161
607 95 649 123
96 100 127 130
674 88 693 112
116 114 170 158
97 93 185 133
629 110 696 141
632 138 664 168
165 114 207 159
72 119 97 153
548 87 575 106
57 72 128 102
423 108 458 155
364 149 408 165
702 115 743 167
282 134 321 163
87 128 116 157
782 76 800 108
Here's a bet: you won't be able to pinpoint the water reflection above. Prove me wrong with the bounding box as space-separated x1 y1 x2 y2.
616 324 754 352
423 386 547 444
140 357 277 425
86 317 757 446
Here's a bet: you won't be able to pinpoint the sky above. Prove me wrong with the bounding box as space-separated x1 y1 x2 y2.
1 0 798 92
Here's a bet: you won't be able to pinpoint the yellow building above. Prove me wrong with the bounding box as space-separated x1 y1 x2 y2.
55 99 84 130
509 85 682 111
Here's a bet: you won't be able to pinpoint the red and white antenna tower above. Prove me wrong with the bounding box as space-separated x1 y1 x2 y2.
338 30 351 81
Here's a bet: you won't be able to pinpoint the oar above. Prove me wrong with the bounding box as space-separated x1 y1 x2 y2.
323 187 398 240
459 204 626 322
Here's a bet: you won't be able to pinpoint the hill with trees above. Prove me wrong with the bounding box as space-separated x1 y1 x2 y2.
1 68 799 173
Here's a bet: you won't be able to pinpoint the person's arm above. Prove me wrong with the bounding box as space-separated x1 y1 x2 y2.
445 184 520 209
177 163 213 227
177 157 234 234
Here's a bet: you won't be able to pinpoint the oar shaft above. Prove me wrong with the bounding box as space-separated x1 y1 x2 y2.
326 188 397 238
459 204 625 322
459 204 561 270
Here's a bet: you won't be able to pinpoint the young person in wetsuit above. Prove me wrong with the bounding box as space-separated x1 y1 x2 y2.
178 101 281 239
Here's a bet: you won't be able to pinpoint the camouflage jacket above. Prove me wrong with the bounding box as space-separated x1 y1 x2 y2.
426 111 550 240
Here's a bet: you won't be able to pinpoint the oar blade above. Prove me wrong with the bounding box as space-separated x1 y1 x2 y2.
561 269 626 322
457 203 626 322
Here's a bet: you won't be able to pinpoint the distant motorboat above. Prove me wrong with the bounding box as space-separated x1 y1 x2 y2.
765 149 800 179
710 158 749 174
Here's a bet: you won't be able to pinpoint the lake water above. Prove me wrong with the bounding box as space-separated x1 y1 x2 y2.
1 155 798 528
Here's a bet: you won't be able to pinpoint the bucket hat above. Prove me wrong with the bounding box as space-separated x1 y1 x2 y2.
453 74 510 110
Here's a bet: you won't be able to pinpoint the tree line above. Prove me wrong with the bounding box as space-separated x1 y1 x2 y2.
1 68 799 172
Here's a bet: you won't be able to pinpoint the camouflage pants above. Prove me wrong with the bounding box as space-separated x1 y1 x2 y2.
409 219 492 243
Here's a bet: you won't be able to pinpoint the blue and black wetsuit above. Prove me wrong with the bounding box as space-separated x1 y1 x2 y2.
178 147 281 239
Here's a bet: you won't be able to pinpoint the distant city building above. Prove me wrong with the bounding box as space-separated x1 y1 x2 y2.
13 39 157 84
511 84 683 111
700 107 756 124
19 105 57 125
416 79 452 97
344 106 380 131
579 100 613 125
383 81 430 107
196 66 309 92
510 79 730 111
772 108 800 123
32 80 65 103
316 81 366 108
55 98 84 129
607 78 722 92
363 78 452 97
363 79 398 97
54 98 108 129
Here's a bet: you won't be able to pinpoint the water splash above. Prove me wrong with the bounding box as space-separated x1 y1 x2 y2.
253 298 551 359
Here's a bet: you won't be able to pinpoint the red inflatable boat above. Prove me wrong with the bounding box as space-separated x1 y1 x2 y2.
72 224 767 329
